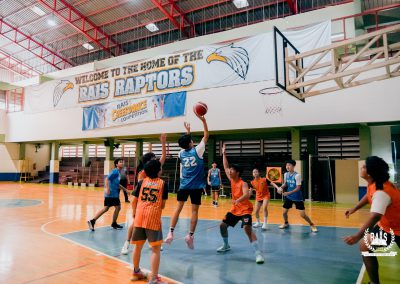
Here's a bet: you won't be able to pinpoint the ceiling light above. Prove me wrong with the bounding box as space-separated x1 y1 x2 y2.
145 23 159 32
47 19 57 26
82 43 94 50
233 0 249 9
31 6 46 16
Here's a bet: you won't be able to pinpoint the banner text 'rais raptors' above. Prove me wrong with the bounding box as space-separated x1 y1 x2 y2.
75 50 203 102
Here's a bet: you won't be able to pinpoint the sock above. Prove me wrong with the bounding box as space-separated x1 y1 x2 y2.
212 200 215 205
251 240 260 253
169 227 174 233
263 217 268 224
256 219 260 223
134 267 140 273
189 231 194 237
91 219 96 224
223 237 229 246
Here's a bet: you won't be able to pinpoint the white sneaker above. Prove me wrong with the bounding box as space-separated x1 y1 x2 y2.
279 223 289 229
256 253 265 264
253 222 261 228
121 240 130 255
261 223 267 230
310 225 318 233
217 244 231 253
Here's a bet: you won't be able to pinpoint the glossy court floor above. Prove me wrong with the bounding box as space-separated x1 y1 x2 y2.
0 182 399 284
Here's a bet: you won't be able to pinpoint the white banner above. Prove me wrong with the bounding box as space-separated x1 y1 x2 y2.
82 91 186 130
24 21 331 114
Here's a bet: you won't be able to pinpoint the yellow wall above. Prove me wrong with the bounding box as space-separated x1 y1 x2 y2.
0 142 20 173
335 160 359 204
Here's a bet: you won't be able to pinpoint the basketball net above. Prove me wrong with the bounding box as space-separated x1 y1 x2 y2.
259 86 284 115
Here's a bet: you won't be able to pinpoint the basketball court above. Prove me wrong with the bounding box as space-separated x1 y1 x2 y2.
1 1 400 284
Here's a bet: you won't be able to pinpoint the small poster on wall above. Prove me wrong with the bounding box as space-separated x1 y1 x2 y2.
266 167 282 183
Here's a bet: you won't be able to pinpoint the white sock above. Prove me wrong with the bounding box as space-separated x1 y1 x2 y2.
251 240 260 253
256 219 260 223
263 217 267 224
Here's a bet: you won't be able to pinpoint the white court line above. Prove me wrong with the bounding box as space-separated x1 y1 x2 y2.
40 219 183 284
356 264 366 284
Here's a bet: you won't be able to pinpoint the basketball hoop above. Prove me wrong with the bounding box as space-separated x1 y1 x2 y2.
259 86 284 115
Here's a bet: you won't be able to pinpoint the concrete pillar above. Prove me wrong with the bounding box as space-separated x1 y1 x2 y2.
82 142 89 167
49 142 60 184
104 138 115 176
359 125 371 159
207 136 216 168
291 128 301 160
136 140 143 167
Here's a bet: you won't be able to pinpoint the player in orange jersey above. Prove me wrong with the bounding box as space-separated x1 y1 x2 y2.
344 156 400 284
250 168 270 230
121 134 167 255
130 159 168 284
216 145 264 264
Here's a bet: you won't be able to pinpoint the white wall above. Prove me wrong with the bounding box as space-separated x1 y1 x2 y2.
5 74 400 142
25 143 50 175
0 109 6 136
0 142 20 173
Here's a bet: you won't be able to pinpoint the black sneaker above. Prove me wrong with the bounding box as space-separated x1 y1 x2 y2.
88 219 95 231
112 222 123 229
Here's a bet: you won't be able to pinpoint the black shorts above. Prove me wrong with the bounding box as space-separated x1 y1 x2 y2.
371 225 400 249
120 179 128 188
211 186 220 192
283 199 305 210
223 212 252 228
104 197 121 207
177 189 202 205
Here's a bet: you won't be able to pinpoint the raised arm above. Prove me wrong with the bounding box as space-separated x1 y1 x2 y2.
234 181 251 204
222 144 231 181
195 113 209 144
159 133 167 166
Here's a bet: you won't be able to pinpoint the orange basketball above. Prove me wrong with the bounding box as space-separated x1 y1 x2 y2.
193 102 208 116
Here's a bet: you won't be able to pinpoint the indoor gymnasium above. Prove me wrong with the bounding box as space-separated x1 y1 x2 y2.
1 1 400 283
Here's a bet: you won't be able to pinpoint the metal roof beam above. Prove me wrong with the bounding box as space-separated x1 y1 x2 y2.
150 0 195 38
0 18 73 71
0 50 41 78
286 0 298 14
37 0 123 57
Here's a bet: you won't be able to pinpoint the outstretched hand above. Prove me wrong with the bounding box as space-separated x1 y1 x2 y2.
222 144 226 155
184 122 191 133
195 111 206 121
160 133 167 143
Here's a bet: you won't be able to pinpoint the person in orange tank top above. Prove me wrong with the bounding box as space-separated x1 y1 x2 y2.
121 134 167 255
344 156 400 284
216 145 264 264
250 168 270 230
130 159 168 284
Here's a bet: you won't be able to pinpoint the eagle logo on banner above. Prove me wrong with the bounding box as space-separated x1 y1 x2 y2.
53 80 74 107
206 43 249 79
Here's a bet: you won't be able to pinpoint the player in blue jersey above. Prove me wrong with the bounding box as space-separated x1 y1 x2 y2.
272 159 318 232
165 114 209 249
208 162 222 207
88 158 126 231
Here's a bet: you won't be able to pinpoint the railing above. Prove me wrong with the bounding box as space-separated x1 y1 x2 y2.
285 24 400 99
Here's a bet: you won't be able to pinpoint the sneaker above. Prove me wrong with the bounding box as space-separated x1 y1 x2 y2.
216 244 231 253
261 223 267 230
279 223 289 229
185 235 194 250
310 225 318 233
213 204 217 208
255 253 265 264
87 219 95 231
148 275 167 284
164 231 174 244
161 245 164 251
253 222 261 228
131 269 148 281
112 222 123 229
121 240 130 255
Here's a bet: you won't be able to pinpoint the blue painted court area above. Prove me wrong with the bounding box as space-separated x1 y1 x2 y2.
62 218 362 284
0 199 42 208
